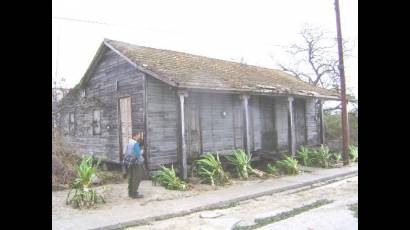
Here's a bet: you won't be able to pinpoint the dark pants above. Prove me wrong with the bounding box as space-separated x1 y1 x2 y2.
128 164 144 197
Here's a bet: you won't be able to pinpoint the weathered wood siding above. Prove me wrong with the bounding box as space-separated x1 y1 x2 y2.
257 96 277 151
197 93 236 153
294 99 307 147
232 95 244 150
146 77 178 170
274 97 289 151
305 99 320 145
59 47 145 163
249 96 262 151
186 93 202 160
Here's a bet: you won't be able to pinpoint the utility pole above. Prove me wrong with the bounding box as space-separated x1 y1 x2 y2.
334 0 350 165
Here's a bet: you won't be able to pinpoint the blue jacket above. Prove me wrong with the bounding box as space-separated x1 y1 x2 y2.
134 142 141 160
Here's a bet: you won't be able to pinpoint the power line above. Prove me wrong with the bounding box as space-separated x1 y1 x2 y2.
52 16 111 25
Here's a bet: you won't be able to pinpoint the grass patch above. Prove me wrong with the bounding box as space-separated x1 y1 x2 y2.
348 203 358 218
233 199 334 230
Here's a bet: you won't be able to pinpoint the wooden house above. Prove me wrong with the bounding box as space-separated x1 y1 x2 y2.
58 39 339 178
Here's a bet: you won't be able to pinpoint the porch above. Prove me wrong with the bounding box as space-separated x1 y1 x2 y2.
177 90 327 179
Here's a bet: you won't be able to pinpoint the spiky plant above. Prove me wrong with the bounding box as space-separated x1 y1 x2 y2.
266 163 279 175
152 165 188 191
311 145 332 168
331 152 343 163
66 155 105 209
297 146 311 166
225 149 254 179
195 153 229 186
349 145 358 162
275 156 299 175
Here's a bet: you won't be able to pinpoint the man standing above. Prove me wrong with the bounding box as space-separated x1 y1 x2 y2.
124 132 144 198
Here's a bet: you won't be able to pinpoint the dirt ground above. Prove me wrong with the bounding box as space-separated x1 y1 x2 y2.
52 174 274 221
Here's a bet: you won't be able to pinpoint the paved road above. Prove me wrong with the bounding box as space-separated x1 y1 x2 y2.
126 176 358 230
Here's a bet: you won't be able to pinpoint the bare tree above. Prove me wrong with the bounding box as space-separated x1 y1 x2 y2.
52 77 67 128
278 24 353 91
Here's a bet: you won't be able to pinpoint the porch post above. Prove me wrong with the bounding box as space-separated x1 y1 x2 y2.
288 97 296 156
177 90 188 180
319 99 326 145
241 94 251 156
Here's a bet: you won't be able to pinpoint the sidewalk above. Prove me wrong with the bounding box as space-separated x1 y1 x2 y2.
52 163 358 230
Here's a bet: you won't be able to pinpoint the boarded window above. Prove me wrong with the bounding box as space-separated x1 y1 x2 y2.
93 110 101 135
69 112 75 135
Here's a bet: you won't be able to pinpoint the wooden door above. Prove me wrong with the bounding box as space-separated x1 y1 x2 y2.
119 97 132 156
294 99 307 146
187 101 201 159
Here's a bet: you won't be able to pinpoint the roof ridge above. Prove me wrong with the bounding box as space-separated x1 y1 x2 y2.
103 39 339 99
106 39 287 73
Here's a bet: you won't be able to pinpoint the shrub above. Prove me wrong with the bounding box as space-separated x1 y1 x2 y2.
52 128 78 190
66 155 105 209
152 165 188 191
196 153 229 186
275 156 299 175
349 145 358 162
297 146 311 166
225 149 253 179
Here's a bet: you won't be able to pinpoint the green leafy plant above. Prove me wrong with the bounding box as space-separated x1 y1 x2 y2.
331 152 342 163
66 155 105 209
196 153 229 186
297 146 311 166
225 149 254 179
311 145 332 168
266 163 279 175
275 156 299 175
152 165 188 191
349 145 358 162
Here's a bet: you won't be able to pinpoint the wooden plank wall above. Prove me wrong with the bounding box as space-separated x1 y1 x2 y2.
198 93 236 153
249 96 262 151
258 96 277 151
146 77 178 170
232 95 244 150
274 97 289 152
294 99 307 147
59 48 145 163
305 99 320 145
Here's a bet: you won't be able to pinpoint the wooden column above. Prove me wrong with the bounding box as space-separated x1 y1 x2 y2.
319 99 326 145
177 90 188 180
241 94 251 156
288 97 296 156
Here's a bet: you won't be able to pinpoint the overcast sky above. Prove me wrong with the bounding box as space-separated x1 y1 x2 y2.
52 0 358 97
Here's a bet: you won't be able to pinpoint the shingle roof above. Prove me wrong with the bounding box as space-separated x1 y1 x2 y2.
104 39 339 99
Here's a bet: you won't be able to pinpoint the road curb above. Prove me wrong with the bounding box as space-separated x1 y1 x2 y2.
92 170 358 230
